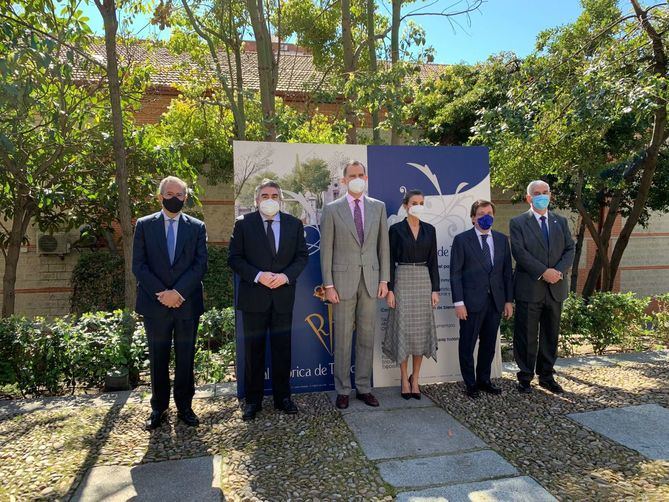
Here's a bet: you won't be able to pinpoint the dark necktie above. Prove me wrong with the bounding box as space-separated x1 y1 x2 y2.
266 219 276 257
354 199 364 245
481 233 492 272
540 216 549 247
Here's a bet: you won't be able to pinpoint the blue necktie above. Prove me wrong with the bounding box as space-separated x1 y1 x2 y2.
167 218 176 264
540 216 549 247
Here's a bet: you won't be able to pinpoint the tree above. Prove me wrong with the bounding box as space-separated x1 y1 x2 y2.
474 0 669 297
0 1 106 316
93 0 137 309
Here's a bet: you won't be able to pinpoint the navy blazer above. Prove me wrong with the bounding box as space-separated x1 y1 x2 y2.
132 211 208 319
450 228 514 313
228 210 308 314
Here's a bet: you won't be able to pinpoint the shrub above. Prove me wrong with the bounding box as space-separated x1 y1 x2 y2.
559 293 587 356
203 245 234 309
71 250 124 315
650 293 669 343
583 292 650 355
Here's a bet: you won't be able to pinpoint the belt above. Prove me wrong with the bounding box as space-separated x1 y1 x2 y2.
397 262 427 266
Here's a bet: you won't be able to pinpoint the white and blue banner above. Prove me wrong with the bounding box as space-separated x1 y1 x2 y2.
232 141 500 397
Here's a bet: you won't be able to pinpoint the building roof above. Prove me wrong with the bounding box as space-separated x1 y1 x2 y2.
85 42 448 96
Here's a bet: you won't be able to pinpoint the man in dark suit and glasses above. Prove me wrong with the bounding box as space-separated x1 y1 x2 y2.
510 180 575 394
450 200 514 398
228 179 308 421
132 176 208 430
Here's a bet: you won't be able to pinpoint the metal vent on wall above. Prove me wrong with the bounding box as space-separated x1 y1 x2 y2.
37 233 69 255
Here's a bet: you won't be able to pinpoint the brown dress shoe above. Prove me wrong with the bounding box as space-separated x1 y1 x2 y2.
356 392 380 407
335 395 349 409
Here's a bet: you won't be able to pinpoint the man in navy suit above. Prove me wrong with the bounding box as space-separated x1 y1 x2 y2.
450 200 513 398
132 176 208 429
228 179 308 421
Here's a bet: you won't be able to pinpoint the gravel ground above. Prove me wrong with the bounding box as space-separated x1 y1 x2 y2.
0 393 393 501
424 359 669 502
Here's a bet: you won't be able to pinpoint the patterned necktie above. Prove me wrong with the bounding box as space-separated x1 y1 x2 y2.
354 199 364 245
167 218 176 264
481 234 492 272
540 216 549 247
266 219 277 257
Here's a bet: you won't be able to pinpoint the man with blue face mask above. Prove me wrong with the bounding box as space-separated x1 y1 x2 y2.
450 200 513 398
510 180 575 395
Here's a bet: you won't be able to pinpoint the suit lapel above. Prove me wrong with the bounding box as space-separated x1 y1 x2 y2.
466 228 490 270
525 210 548 252
363 196 373 245
336 197 362 246
276 211 288 257
173 213 189 264
547 214 560 256
253 211 275 256
491 231 504 269
152 212 171 265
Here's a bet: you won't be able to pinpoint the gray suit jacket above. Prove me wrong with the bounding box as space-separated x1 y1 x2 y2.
509 209 575 303
320 195 390 300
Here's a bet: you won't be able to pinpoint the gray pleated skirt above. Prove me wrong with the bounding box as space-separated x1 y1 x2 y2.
382 264 438 364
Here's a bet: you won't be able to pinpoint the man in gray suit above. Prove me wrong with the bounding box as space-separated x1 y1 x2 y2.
320 160 390 409
510 180 575 395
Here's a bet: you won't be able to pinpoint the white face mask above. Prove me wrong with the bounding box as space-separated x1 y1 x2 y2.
347 178 366 194
408 204 426 219
258 199 280 217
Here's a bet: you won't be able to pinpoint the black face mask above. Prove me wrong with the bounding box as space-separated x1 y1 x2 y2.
162 196 184 213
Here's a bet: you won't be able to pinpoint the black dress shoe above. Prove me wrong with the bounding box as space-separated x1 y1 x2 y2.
177 408 200 427
335 395 349 409
242 403 262 421
465 386 480 399
539 380 564 394
478 382 503 395
275 397 298 415
146 410 168 430
408 374 421 400
517 382 532 394
355 392 380 407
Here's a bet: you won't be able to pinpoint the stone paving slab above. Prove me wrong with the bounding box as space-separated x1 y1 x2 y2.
71 455 222 501
503 349 669 373
328 386 435 414
377 449 518 488
343 406 486 460
568 404 669 460
395 476 558 502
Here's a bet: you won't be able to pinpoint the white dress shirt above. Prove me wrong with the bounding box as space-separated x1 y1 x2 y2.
531 208 550 235
254 212 283 284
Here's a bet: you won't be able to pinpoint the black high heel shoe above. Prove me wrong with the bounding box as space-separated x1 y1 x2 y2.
408 374 421 400
401 377 411 400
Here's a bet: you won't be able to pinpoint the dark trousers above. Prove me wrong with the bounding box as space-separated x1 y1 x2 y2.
242 305 292 406
458 294 501 389
513 294 562 384
144 314 199 413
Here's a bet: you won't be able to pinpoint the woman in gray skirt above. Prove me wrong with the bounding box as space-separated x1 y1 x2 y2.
383 190 440 399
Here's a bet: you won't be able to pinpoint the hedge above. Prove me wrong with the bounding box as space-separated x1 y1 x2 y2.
70 245 234 314
0 308 236 397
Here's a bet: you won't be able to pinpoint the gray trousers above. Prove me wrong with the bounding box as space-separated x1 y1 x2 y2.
333 271 377 395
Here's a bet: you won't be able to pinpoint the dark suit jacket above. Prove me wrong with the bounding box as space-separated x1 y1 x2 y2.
450 228 513 313
228 211 308 313
509 210 575 303
132 211 208 319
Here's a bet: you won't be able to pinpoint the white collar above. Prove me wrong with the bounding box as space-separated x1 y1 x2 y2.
260 211 281 222
531 208 549 220
162 209 181 221
474 227 492 238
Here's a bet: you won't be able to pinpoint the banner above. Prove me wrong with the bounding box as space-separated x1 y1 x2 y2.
232 141 498 398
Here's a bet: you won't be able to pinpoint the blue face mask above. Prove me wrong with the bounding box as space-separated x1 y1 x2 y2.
476 214 494 230
532 194 550 210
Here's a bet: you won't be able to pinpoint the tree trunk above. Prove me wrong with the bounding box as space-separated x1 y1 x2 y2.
390 0 401 145
366 0 380 144
341 0 357 144
246 0 277 141
570 216 585 294
96 0 136 310
1 202 32 317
